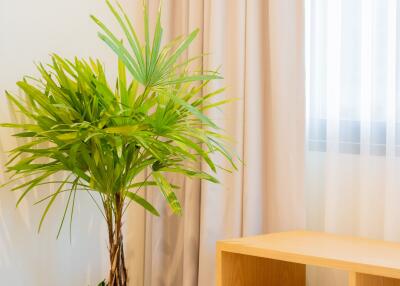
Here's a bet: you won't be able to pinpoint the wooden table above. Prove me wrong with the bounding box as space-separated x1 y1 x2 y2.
216 231 400 286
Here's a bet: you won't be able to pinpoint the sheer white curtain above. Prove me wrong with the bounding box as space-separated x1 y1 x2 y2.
306 0 400 285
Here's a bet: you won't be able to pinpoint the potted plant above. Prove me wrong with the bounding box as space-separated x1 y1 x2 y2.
1 1 235 285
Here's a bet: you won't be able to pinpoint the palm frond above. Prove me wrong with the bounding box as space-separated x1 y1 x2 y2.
2 0 236 235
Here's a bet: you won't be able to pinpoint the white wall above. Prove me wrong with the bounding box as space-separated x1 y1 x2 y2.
0 0 141 285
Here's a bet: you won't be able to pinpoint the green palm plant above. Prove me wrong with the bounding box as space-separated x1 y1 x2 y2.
1 1 235 285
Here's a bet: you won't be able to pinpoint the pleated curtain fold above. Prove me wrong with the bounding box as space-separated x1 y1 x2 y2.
125 1 306 285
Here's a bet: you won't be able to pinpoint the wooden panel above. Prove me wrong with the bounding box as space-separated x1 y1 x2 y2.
218 231 400 279
349 272 357 286
354 273 400 286
219 251 305 286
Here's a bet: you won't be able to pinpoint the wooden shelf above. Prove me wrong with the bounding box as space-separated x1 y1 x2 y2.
217 231 400 286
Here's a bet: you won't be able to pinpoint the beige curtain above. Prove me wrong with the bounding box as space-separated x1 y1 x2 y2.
125 0 306 285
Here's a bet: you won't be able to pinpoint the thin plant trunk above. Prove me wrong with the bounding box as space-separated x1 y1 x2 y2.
106 193 128 286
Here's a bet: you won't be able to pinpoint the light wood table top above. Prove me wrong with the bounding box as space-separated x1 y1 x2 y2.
217 231 400 279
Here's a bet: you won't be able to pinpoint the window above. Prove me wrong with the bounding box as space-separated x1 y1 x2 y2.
305 0 400 156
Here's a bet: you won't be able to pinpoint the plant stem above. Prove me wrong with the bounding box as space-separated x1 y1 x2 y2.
106 192 128 286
